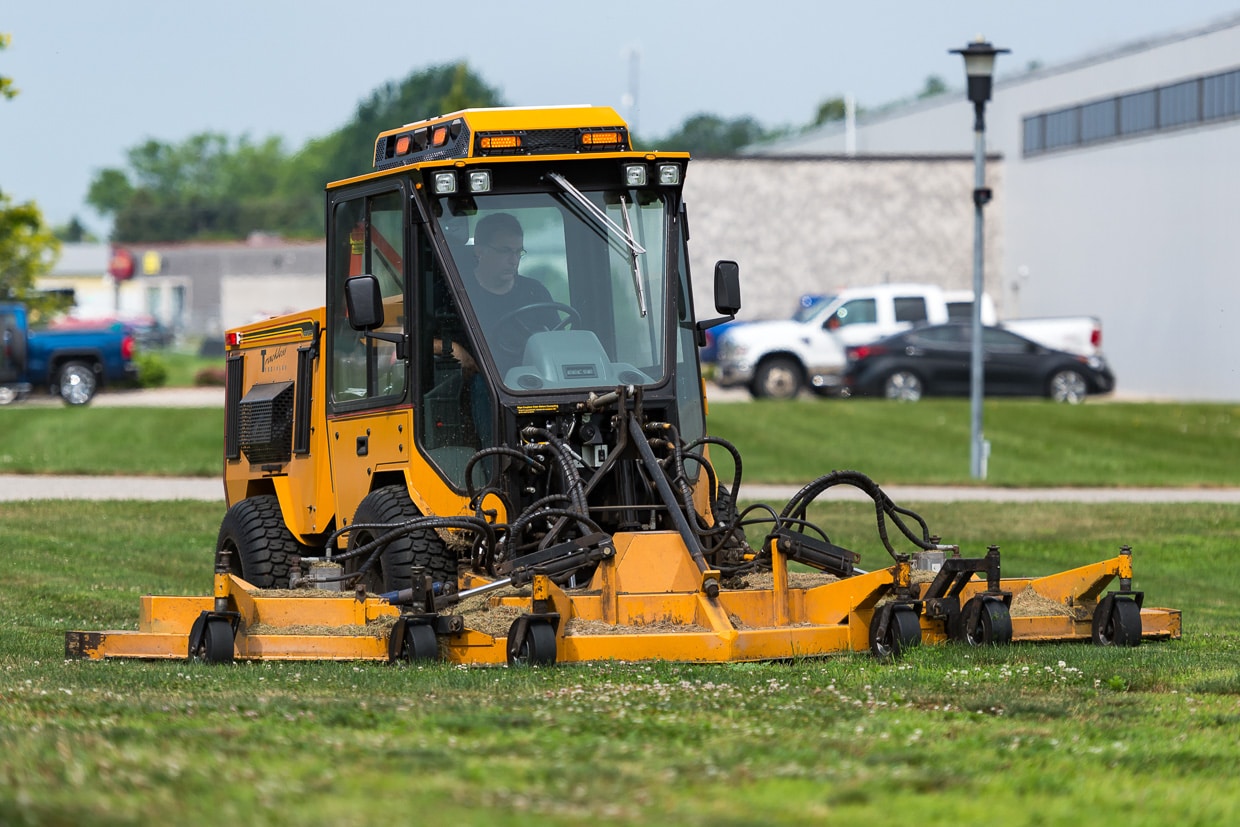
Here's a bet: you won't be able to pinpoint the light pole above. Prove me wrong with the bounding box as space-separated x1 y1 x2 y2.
950 38 1008 480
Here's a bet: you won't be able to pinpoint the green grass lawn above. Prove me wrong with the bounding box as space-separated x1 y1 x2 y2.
1 500 1237 825
1 399 1238 486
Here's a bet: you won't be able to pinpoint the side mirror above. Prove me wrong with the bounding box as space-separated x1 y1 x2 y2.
696 260 741 347
344 274 384 331
713 260 741 316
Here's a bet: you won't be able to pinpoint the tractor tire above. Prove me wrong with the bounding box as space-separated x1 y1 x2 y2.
750 356 803 400
347 485 456 594
216 495 299 588
58 361 98 406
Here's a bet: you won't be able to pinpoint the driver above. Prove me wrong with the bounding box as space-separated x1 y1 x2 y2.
465 212 557 344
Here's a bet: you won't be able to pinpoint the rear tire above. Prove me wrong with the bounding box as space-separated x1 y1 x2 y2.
58 361 98 406
217 495 299 588
348 485 456 593
1048 369 1087 404
883 370 923 401
751 356 803 399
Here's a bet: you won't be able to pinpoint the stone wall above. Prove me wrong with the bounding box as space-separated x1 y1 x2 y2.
683 156 1004 321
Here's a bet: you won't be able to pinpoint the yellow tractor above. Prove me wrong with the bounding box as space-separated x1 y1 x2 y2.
67 106 1179 665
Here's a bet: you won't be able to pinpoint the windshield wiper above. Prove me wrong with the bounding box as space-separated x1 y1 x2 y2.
618 194 647 318
545 171 647 317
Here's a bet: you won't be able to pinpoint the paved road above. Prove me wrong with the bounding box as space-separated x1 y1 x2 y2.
1 474 1236 504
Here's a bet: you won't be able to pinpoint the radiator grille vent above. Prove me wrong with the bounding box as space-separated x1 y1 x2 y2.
238 381 294 465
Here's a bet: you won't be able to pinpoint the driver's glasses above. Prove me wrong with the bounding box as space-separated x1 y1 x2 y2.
485 244 526 259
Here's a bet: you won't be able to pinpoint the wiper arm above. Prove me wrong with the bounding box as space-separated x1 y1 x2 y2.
545 171 648 317
545 172 646 257
618 194 647 317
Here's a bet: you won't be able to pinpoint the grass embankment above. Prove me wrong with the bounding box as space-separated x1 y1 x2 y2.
1 400 1237 486
1 500 1238 825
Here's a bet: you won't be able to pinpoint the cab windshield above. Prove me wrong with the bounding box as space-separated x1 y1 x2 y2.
434 187 669 392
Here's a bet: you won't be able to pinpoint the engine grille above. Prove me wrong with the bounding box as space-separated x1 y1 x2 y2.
238 381 294 465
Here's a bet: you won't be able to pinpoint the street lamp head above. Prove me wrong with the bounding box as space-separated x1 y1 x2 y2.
950 38 1010 105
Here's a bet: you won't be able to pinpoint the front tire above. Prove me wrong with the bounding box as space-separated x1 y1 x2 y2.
883 370 923 401
58 361 98 406
1048 369 1087 404
217 495 299 588
348 485 456 594
751 356 803 400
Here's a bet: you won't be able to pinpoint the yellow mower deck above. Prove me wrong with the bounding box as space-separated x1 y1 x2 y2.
66 534 1180 665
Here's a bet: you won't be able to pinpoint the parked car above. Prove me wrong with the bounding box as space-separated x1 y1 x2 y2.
842 323 1114 403
699 293 831 364
715 282 1101 400
0 303 140 405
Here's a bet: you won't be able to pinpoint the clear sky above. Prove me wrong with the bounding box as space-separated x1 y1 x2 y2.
4 0 1240 234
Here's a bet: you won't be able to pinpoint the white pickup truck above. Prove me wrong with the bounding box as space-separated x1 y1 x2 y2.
714 283 1101 399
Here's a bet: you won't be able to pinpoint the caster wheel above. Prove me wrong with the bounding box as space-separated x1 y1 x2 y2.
869 605 921 659
189 616 235 664
507 620 557 667
959 597 1013 646
402 623 440 662
1092 595 1142 647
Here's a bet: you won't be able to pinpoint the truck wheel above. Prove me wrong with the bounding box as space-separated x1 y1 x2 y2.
1048 369 1087 404
216 495 299 588
751 356 803 399
883 370 923 402
348 485 456 594
58 361 98 406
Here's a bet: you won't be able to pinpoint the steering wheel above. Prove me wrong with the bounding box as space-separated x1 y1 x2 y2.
493 302 582 356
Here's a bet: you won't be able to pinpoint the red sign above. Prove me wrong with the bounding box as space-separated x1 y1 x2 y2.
108 248 135 281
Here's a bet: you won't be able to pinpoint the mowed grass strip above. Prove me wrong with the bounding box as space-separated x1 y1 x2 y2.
2 399 1239 486
1 500 1237 826
705 398 1240 486
0 407 222 477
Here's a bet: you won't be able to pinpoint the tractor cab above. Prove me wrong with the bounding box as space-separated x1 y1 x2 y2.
333 107 738 539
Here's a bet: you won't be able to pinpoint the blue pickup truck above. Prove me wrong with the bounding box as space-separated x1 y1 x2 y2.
0 302 139 405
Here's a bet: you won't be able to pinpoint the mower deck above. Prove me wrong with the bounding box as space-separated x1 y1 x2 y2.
65 532 1180 665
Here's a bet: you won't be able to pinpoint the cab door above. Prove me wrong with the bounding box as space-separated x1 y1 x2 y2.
325 183 413 523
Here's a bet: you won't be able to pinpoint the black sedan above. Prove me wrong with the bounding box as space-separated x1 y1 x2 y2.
842 323 1114 403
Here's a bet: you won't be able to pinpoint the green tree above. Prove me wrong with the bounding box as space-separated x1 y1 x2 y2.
0 33 61 313
53 216 96 243
1 33 17 100
88 62 504 241
918 74 948 99
648 113 770 156
286 61 504 206
813 96 849 125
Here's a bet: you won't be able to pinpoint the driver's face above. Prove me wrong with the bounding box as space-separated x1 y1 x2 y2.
474 230 524 294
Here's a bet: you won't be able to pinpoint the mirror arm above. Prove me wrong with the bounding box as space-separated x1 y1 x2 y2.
694 314 736 347
364 330 408 361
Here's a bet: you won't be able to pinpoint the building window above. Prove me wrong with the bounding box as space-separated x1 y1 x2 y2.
1202 69 1240 121
1159 79 1199 128
1080 98 1117 143
1119 89 1157 135
1023 64 1240 157
1045 108 1079 149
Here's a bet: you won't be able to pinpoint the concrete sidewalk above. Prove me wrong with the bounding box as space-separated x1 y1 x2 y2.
2 474 1237 504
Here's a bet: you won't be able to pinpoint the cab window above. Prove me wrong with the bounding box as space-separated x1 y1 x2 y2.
328 189 408 407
